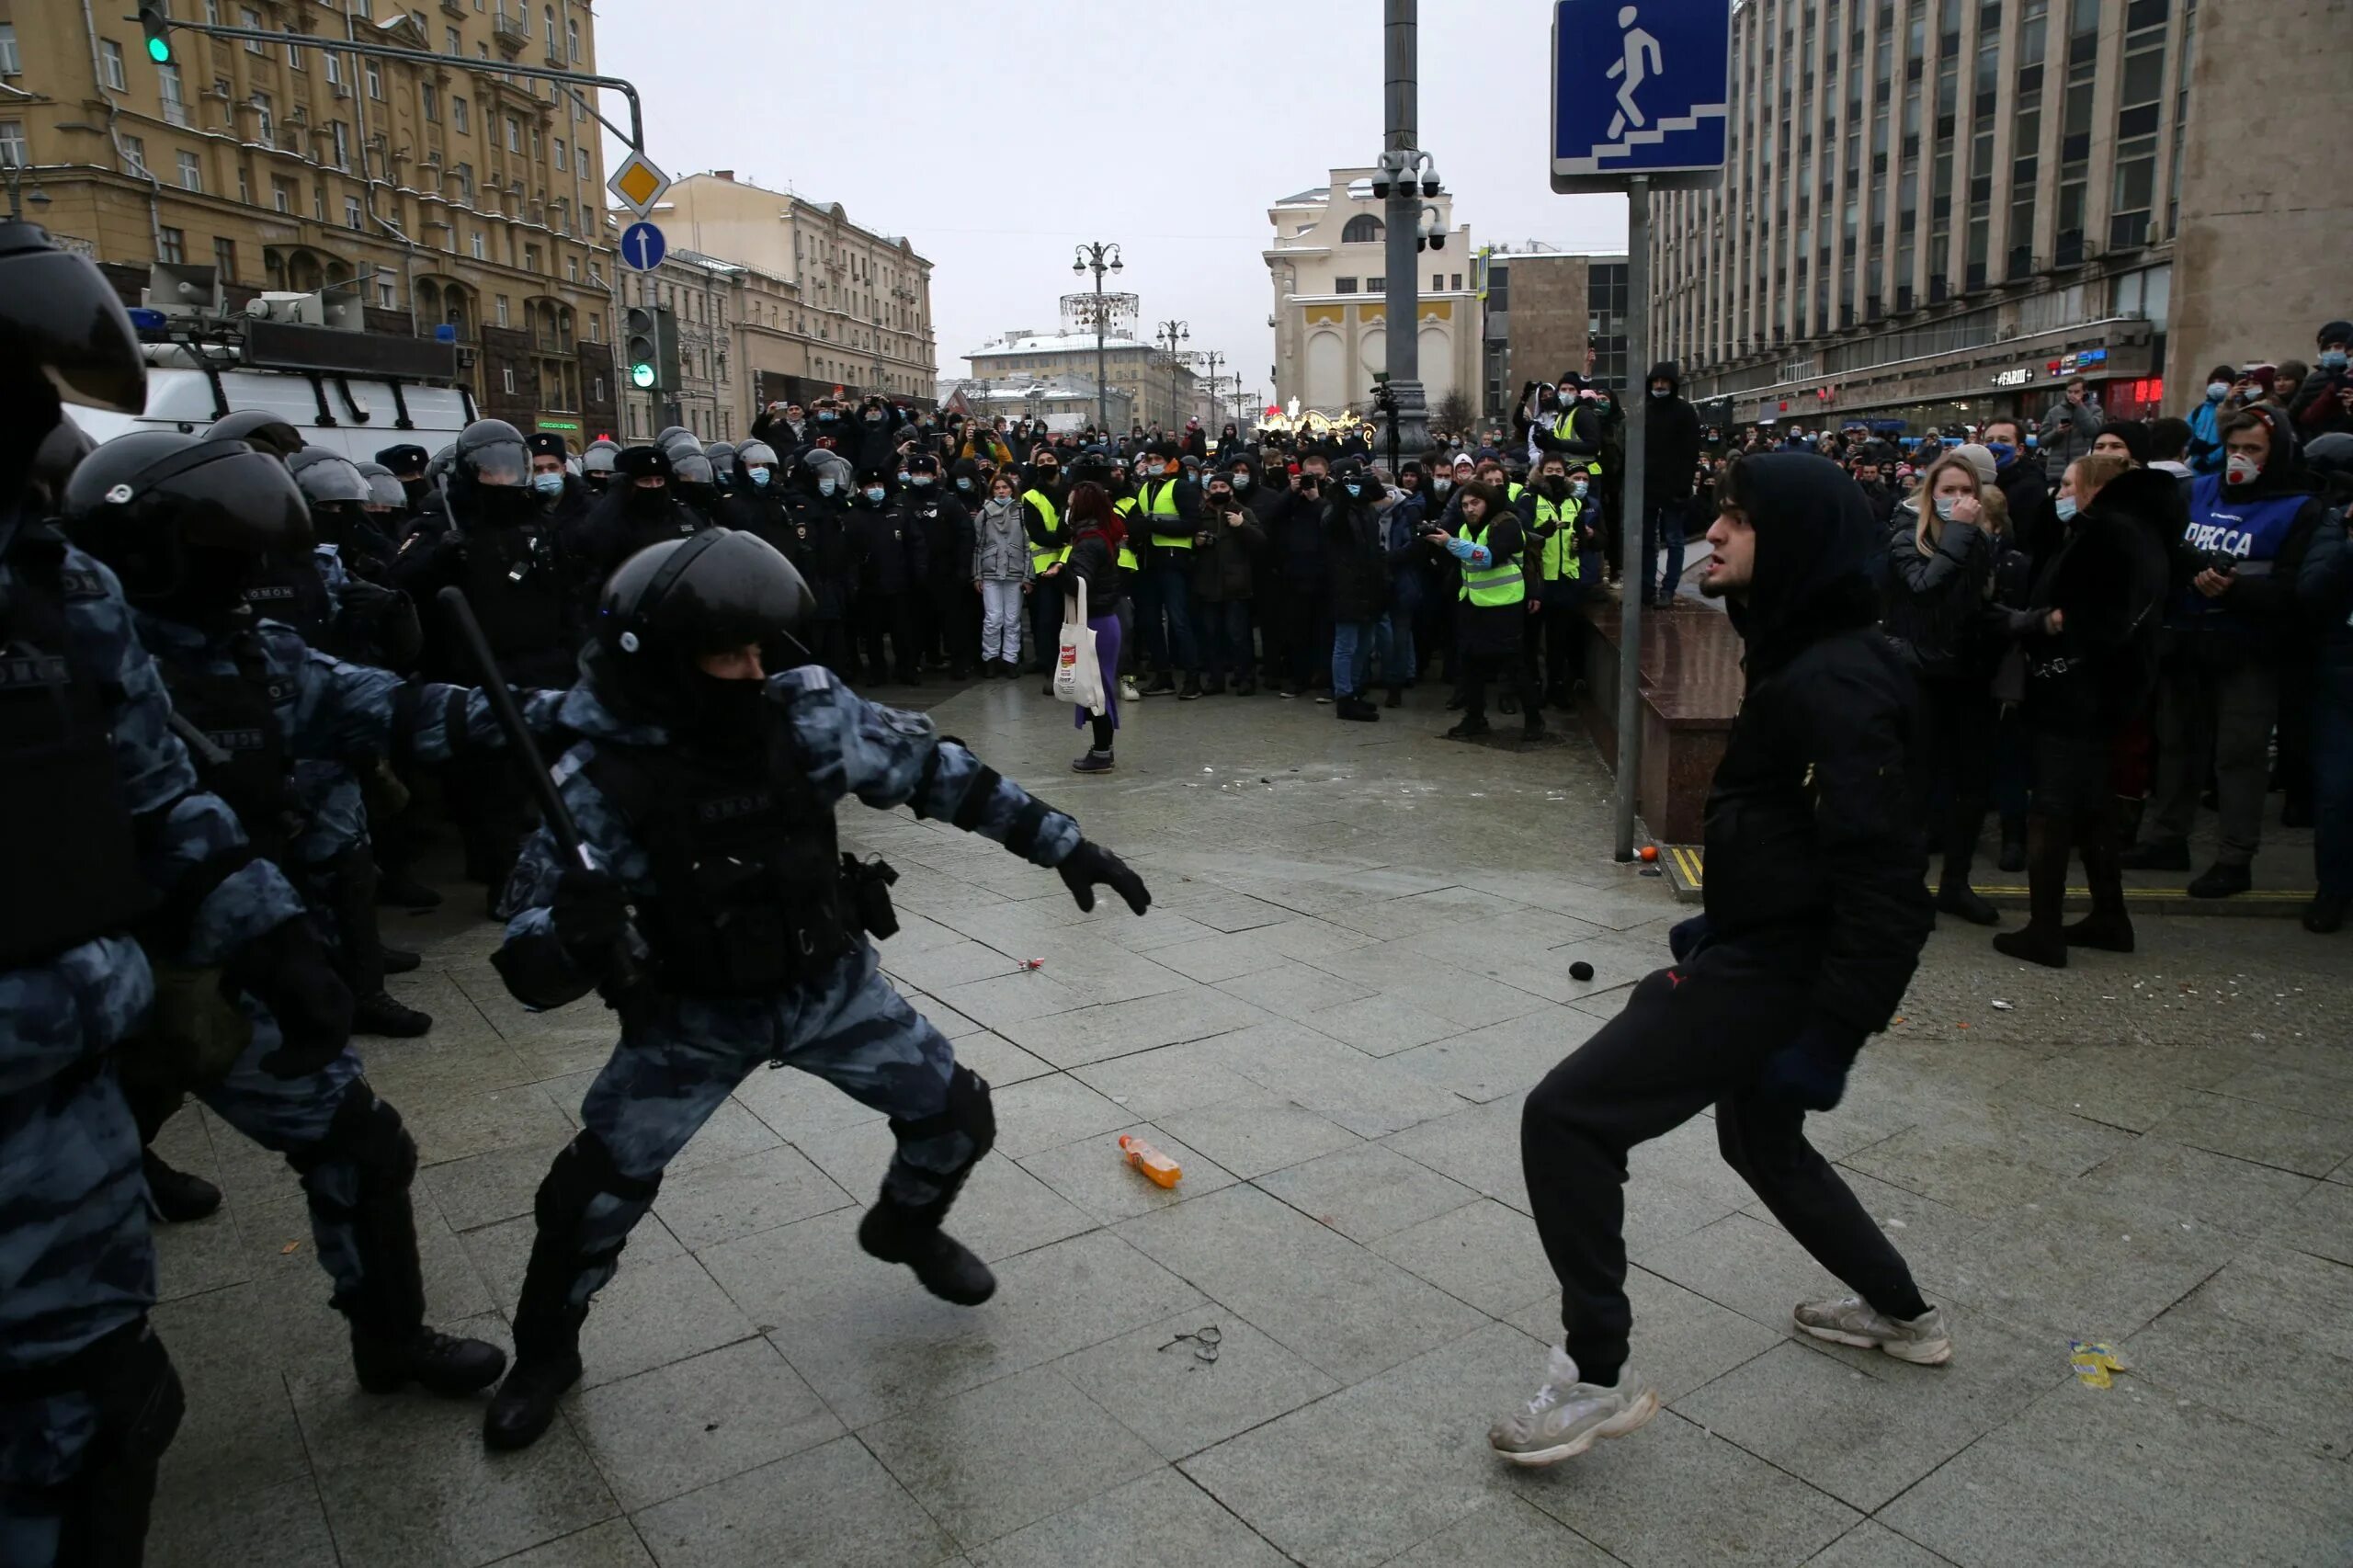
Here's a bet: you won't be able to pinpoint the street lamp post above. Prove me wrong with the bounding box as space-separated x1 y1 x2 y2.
1376 0 1435 456
1197 349 1225 435
1154 319 1188 435
1073 241 1123 437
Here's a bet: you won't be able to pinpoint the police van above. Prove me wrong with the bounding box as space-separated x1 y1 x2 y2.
64 266 478 461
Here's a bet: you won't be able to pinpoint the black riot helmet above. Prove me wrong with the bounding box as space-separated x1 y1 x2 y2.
354 461 408 514
670 450 718 513
594 529 813 725
705 441 739 482
62 432 313 623
453 418 531 485
288 448 371 507
27 418 97 513
0 221 147 418
206 409 307 461
449 418 534 527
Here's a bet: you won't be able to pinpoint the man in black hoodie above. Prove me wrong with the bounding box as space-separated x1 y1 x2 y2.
1492 454 1945 1469
1639 362 1703 607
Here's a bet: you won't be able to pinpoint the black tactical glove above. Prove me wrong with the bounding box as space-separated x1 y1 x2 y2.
551 865 631 960
225 918 355 1079
1057 840 1151 916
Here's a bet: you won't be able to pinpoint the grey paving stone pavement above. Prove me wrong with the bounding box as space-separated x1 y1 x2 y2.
144 680 2353 1566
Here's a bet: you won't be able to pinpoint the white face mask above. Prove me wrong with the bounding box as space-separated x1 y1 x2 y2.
2226 452 2260 483
1933 495 1961 521
2206 382 2230 402
817 478 838 497
2053 495 2078 522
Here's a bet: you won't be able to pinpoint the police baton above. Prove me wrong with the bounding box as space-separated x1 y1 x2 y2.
435 585 645 1003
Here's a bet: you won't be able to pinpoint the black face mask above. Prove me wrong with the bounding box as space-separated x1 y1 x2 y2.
400 477 431 507
1034 467 1059 484
164 544 263 631
684 669 776 755
625 484 672 518
1539 475 1569 497
472 483 537 527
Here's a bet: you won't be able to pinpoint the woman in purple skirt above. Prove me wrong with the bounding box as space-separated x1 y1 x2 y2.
1046 481 1128 772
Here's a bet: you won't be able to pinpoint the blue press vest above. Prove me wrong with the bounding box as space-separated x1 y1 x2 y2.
2173 475 2307 627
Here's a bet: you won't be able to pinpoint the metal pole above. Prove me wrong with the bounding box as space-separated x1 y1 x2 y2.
1612 176 1652 861
1381 0 1427 453
1094 266 1107 436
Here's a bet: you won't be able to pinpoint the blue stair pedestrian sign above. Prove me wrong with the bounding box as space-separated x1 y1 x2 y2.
1552 0 1731 192
620 221 667 273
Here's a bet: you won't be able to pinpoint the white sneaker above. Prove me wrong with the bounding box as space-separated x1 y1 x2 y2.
1119 676 1141 702
1793 1297 1953 1365
1486 1346 1658 1466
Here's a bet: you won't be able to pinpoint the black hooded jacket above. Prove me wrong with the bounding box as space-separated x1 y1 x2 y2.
1643 362 1703 500
1703 455 1931 1042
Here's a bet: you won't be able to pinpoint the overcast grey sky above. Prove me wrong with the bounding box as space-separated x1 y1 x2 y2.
597 1 1627 412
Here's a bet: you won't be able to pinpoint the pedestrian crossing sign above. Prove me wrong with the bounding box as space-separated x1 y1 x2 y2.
1552 0 1731 193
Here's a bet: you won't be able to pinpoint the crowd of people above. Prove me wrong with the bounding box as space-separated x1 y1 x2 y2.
642 347 2347 945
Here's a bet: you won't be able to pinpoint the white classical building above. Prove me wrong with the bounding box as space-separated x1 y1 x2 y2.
1265 169 1479 419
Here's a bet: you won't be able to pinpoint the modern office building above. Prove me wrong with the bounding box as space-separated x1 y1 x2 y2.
652 170 937 407
962 328 1199 434
1648 0 2202 435
1265 168 1479 422
1476 244 1631 419
0 0 621 439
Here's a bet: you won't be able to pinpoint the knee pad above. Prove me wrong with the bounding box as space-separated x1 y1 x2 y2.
534 1130 662 1236
887 1064 995 1169
287 1083 415 1187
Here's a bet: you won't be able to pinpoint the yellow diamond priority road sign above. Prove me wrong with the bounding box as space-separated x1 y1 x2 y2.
607 151 671 219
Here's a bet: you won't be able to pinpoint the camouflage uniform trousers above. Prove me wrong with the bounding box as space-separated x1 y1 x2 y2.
555 939 972 1312
0 939 165 1568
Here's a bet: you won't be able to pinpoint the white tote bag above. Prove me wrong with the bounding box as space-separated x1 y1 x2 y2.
1052 574 1107 713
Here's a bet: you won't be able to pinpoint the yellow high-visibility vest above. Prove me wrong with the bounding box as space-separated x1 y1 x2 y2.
1460 519 1526 607
1108 497 1142 571
1532 494 1583 582
1141 477 1191 551
1023 489 1065 569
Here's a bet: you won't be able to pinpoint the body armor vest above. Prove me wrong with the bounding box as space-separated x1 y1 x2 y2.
0 526 155 967
585 728 852 995
153 631 298 863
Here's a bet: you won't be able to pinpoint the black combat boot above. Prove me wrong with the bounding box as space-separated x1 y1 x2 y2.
142 1149 222 1223
858 1197 996 1306
482 1308 585 1451
322 1095 507 1397
353 991 433 1037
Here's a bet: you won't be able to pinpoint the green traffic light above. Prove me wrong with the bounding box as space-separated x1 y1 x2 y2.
146 36 172 62
630 363 655 390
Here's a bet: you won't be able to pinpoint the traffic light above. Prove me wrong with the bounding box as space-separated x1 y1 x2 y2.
623 306 658 391
139 3 174 64
653 305 681 394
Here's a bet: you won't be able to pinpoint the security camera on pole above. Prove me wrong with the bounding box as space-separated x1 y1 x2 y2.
1550 0 1731 861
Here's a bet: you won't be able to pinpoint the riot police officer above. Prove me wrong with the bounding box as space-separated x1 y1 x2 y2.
481 528 1151 1449
713 437 791 551
580 437 619 497
850 461 926 684
669 449 722 527
787 448 862 675
904 451 975 678
0 219 237 1568
390 420 579 907
64 431 562 1416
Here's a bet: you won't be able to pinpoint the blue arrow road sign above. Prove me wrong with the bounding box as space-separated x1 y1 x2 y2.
1552 0 1730 187
620 221 666 273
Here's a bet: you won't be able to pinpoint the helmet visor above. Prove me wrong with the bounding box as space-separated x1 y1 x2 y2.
465 438 531 486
